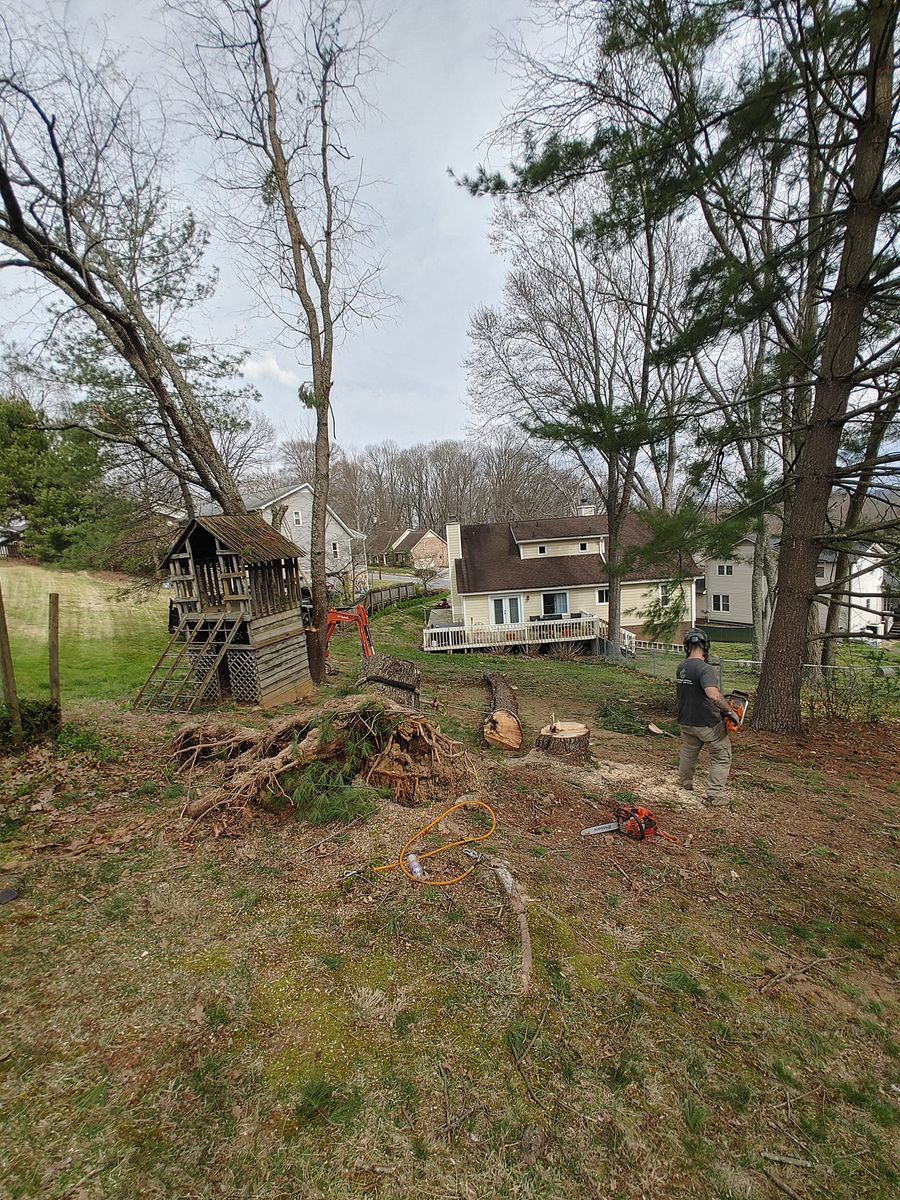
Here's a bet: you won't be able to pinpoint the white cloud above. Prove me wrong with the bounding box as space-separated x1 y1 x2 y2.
241 352 301 388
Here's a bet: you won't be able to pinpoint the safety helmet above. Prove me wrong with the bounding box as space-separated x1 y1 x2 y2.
683 627 710 653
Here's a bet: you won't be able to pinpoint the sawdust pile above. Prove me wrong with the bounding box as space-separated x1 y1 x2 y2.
171 696 477 827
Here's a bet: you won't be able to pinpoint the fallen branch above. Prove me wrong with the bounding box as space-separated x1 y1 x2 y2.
761 1152 812 1169
761 1166 806 1200
485 854 533 995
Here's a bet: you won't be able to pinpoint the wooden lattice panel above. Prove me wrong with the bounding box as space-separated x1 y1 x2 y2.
227 650 260 704
180 649 222 709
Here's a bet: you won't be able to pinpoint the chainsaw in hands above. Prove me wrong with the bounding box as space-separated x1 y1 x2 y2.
723 690 750 734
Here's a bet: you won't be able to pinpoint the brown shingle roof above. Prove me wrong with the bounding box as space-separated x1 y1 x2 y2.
454 515 701 594
165 514 304 565
367 527 406 557
392 528 446 553
510 515 609 541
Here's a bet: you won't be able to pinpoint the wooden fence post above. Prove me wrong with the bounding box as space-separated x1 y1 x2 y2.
49 593 60 713
0 579 23 745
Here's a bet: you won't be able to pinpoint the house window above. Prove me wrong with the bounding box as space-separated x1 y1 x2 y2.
542 591 568 616
579 542 588 552
712 594 730 613
293 510 302 526
538 545 547 555
597 587 609 605
331 542 339 559
491 595 521 625
815 563 826 579
716 563 733 576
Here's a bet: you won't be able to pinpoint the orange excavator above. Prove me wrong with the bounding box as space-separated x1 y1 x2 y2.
324 603 375 659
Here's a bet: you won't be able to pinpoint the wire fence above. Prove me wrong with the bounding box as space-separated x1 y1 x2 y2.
630 648 900 721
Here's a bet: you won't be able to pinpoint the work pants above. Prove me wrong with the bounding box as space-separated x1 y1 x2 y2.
678 723 732 799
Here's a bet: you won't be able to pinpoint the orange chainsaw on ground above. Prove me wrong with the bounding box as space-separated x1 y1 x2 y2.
723 690 750 733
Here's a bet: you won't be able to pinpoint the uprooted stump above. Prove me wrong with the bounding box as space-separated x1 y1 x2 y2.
171 695 477 828
365 713 473 805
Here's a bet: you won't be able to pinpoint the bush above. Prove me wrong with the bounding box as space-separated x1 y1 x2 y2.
0 699 60 751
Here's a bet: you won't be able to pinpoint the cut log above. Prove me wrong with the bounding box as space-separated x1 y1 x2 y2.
483 671 523 751
534 720 590 763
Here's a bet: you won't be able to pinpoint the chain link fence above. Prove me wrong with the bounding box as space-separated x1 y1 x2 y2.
629 647 899 721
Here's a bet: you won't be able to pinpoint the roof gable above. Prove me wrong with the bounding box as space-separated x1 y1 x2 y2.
392 528 446 553
454 515 701 594
163 514 304 566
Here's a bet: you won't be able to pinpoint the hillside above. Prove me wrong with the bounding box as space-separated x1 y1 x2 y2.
0 599 898 1199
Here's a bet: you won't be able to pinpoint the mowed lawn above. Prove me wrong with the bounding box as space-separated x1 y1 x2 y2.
0 562 169 701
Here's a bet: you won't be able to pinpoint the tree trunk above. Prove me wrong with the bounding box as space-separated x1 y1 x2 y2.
534 720 590 762
483 671 522 750
750 516 769 662
752 1 896 733
307 402 331 685
606 503 622 658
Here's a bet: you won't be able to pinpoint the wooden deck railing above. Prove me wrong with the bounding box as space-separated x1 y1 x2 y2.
422 615 637 654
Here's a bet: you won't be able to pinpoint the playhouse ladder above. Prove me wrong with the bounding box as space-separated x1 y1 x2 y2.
133 615 244 713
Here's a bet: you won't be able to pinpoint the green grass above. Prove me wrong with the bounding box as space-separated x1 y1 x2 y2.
0 562 168 701
331 596 674 719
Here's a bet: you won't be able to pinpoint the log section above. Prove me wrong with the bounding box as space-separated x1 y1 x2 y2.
483 671 523 751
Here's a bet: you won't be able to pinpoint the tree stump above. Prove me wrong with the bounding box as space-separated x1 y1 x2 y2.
357 655 421 710
534 720 590 763
483 671 523 751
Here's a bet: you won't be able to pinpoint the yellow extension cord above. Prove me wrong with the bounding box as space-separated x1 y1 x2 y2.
373 798 497 887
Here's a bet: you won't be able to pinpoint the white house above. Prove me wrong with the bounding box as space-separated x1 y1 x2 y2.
697 534 890 640
200 482 368 594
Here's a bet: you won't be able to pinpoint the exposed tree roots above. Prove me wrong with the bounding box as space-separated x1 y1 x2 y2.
171 696 477 829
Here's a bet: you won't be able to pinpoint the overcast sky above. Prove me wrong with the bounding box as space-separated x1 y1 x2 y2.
18 0 535 453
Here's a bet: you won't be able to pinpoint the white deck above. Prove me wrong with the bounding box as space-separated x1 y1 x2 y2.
422 614 637 654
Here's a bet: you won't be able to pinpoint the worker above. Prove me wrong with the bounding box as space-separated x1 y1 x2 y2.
675 628 732 806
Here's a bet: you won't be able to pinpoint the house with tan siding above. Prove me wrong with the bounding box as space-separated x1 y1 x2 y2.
427 511 702 653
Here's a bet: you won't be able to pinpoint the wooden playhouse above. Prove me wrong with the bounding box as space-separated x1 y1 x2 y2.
135 514 312 712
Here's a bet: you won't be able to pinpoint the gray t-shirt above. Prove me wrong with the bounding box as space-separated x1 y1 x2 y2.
676 657 721 727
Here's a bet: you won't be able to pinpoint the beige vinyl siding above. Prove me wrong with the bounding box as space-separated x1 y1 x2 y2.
519 538 605 559
460 581 694 630
620 580 695 629
698 541 754 625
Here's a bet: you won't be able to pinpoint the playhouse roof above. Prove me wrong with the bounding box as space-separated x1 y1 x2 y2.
164 513 305 566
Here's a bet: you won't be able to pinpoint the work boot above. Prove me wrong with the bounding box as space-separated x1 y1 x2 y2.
678 779 694 792
703 793 729 808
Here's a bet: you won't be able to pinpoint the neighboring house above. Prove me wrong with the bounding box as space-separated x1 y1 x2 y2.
697 534 890 640
425 510 701 652
696 536 758 628
368 527 449 569
200 483 368 594
0 515 27 558
815 544 889 639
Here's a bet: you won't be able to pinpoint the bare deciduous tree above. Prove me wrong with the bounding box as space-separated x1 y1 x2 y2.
172 0 387 683
468 191 697 652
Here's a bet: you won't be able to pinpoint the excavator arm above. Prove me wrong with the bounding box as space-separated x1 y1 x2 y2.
324 603 375 659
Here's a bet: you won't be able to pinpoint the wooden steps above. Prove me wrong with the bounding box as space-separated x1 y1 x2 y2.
133 615 246 713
